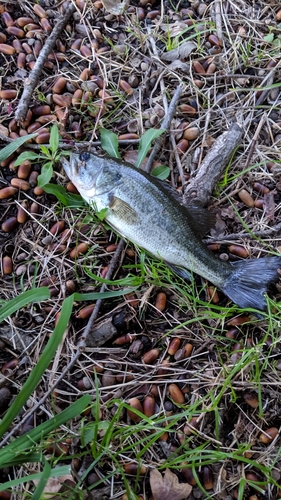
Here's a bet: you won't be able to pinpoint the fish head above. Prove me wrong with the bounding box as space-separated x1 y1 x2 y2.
61 152 100 196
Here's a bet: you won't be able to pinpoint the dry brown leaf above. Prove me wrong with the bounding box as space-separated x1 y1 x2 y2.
263 190 276 221
220 205 237 220
33 474 74 497
101 0 129 15
166 60 190 72
161 21 190 37
210 214 226 239
150 468 192 500
161 41 196 61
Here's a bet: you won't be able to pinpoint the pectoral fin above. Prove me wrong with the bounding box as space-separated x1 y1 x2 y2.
109 196 140 225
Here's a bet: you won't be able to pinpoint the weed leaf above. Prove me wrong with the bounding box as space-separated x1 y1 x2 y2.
100 128 121 158
43 183 85 207
14 151 40 166
151 165 170 180
50 124 60 155
150 468 192 500
37 162 53 187
0 134 37 163
136 129 165 168
40 145 51 157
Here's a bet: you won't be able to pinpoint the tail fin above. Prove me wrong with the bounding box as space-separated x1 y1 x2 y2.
222 256 281 312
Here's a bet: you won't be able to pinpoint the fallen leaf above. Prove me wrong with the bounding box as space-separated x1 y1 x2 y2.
161 41 196 61
263 190 276 221
166 60 190 72
161 21 191 37
150 468 192 500
220 205 237 220
33 474 74 497
101 0 129 15
6 69 28 83
210 214 226 239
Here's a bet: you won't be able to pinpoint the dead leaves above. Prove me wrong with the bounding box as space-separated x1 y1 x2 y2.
100 0 129 15
161 41 196 62
150 468 192 500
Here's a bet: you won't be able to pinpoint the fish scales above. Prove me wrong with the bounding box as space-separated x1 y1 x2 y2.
61 152 281 313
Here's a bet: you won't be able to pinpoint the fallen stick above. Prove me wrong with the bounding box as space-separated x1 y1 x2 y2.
183 123 244 207
15 3 76 122
144 84 183 174
205 221 281 242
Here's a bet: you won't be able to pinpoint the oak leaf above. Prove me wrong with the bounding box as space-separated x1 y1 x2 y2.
150 468 192 500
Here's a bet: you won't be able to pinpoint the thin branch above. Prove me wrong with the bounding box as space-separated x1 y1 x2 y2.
0 135 140 149
205 222 281 243
76 240 125 349
144 84 183 174
214 0 223 40
243 113 266 170
15 3 76 122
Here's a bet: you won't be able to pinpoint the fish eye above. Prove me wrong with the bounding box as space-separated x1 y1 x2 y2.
80 152 91 162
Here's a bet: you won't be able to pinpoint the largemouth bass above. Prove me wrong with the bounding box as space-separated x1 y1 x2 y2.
61 152 281 313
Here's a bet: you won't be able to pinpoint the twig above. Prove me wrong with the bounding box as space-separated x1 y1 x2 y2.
0 136 140 149
243 61 281 128
144 85 183 174
183 123 244 207
170 134 185 186
214 0 223 40
76 239 125 348
0 240 125 447
205 222 281 243
15 3 76 122
243 113 266 170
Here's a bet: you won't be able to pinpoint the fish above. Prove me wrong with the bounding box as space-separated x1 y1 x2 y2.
61 152 281 313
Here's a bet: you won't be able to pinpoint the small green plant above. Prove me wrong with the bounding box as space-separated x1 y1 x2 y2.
100 127 171 179
14 124 69 188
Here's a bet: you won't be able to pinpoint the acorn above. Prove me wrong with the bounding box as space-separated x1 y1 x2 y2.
259 427 278 444
127 397 144 423
168 383 185 404
141 348 160 364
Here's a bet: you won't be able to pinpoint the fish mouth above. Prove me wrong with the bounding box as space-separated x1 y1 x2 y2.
61 153 82 182
60 155 75 180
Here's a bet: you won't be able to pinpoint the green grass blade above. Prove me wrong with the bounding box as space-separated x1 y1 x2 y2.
0 288 50 322
0 294 74 438
0 134 37 163
0 395 91 468
73 289 139 301
0 465 70 492
31 459 51 500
